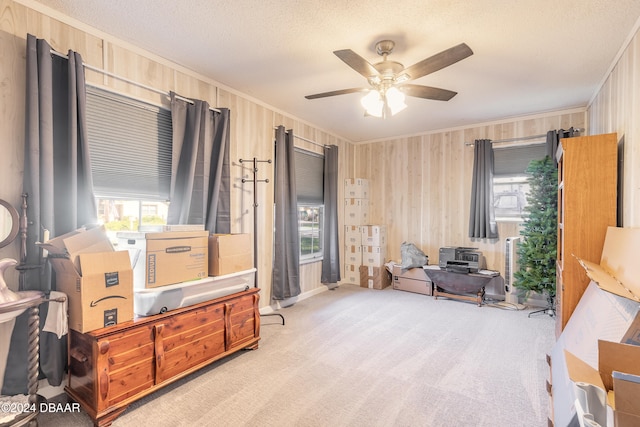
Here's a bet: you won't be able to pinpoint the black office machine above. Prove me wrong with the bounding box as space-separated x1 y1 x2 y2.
438 246 486 273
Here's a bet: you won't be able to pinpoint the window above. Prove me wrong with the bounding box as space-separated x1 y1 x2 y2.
492 142 546 222
294 148 324 262
298 205 323 258
86 86 172 242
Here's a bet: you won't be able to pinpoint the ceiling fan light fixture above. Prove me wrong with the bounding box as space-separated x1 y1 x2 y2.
385 87 407 115
361 90 384 117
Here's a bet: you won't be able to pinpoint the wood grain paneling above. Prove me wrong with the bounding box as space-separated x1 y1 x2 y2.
588 26 640 227
354 111 586 281
2 0 638 309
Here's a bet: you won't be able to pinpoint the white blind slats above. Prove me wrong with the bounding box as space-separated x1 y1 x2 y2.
86 87 172 200
294 149 324 204
493 143 546 176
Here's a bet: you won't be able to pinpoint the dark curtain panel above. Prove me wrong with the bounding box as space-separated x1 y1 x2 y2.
3 34 97 395
321 145 340 284
546 127 576 163
167 92 230 233
468 139 498 239
272 126 300 300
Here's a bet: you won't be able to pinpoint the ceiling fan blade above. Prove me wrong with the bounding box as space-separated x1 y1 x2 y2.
333 49 380 79
305 87 368 99
400 84 458 101
402 43 473 81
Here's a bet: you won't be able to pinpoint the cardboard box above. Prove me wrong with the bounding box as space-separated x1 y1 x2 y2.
344 245 362 265
344 225 362 246
359 265 391 290
565 340 640 426
343 264 360 284
361 245 386 267
208 233 253 276
118 230 209 288
344 178 369 199
576 226 640 303
392 264 432 296
361 225 386 246
38 226 133 333
344 198 369 226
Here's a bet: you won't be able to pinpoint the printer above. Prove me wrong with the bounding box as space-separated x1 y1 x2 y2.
438 246 486 273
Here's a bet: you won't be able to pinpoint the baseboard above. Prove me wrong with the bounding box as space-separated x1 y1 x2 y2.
260 285 329 315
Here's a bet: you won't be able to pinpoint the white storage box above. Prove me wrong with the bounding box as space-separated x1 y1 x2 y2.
134 268 256 316
344 178 369 198
362 245 386 267
361 225 386 246
344 198 369 225
344 245 362 265
343 264 360 284
344 225 362 246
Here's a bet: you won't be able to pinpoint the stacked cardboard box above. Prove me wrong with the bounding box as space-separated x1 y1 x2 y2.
116 230 209 289
38 226 134 333
359 225 389 290
343 179 369 283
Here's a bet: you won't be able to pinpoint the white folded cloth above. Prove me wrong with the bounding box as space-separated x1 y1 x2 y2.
43 291 68 339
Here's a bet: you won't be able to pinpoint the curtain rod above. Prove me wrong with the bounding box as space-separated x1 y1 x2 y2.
50 49 221 113
274 127 325 148
464 128 584 146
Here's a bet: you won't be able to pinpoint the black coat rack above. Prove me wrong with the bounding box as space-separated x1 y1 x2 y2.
239 157 284 325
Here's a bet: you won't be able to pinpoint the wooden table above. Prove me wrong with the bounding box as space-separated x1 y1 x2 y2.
424 268 498 306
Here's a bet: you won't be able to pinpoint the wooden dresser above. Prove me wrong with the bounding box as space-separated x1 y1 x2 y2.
555 133 617 337
65 288 260 427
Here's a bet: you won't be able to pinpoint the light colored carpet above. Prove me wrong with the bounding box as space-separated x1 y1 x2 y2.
38 284 555 427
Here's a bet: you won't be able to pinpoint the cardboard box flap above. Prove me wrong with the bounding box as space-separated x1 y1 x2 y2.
576 258 640 302
564 349 606 390
600 227 640 293
36 228 85 256
613 371 640 416
598 340 640 392
78 251 132 274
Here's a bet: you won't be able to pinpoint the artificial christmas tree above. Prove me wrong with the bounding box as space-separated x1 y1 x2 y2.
514 155 557 315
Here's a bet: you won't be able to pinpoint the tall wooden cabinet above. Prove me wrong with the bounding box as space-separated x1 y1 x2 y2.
555 133 617 336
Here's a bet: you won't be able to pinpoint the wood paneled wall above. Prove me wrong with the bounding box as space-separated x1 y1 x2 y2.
354 111 586 279
0 0 354 305
2 0 636 308
588 24 640 227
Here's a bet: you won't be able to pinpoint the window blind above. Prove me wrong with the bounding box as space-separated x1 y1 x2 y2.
493 143 546 176
85 86 172 200
294 148 324 204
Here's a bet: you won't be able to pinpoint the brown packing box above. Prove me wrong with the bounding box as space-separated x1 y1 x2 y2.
575 226 640 303
209 233 253 276
37 226 133 333
392 264 432 296
359 265 390 290
39 226 115 275
143 230 209 288
565 340 640 426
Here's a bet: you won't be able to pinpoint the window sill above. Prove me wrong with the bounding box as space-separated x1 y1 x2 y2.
496 217 526 223
300 257 323 266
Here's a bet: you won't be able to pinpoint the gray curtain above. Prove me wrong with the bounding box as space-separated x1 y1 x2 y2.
546 127 576 163
3 34 97 395
272 126 300 300
468 139 498 239
167 92 230 233
321 145 340 284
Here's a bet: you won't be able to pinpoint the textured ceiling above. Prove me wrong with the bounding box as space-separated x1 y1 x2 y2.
30 0 640 143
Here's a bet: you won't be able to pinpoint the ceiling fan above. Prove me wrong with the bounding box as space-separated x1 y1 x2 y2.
305 40 473 118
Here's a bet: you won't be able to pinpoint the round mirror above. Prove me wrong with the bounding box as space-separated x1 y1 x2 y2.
0 199 19 249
